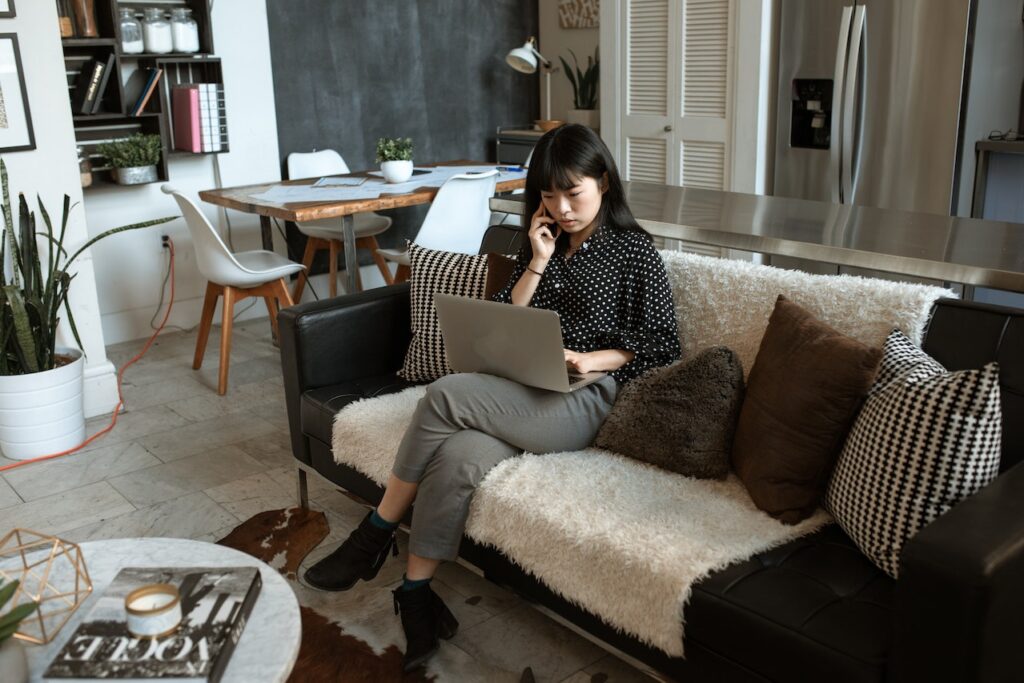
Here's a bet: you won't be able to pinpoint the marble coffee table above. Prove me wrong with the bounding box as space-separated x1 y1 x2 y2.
21 537 301 683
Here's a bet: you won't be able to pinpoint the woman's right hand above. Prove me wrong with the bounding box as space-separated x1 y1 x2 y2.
528 203 560 266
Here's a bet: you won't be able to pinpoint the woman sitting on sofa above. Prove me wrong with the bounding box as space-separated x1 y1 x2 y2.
303 123 682 672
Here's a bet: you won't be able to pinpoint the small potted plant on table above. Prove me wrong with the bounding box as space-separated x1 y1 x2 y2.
98 133 163 185
376 136 414 183
561 48 600 130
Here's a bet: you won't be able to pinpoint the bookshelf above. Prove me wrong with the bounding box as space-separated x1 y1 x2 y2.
61 0 227 188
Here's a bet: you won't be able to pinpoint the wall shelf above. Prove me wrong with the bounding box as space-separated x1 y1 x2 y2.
61 0 225 189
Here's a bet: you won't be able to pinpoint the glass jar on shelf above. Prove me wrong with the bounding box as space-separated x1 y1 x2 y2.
141 8 173 54
170 8 200 53
78 147 93 188
119 8 144 54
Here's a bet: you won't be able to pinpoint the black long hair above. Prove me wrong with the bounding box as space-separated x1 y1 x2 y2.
523 124 646 261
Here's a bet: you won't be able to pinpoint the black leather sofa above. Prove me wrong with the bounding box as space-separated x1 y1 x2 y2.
279 282 1024 682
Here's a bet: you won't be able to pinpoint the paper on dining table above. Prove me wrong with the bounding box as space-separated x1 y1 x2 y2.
370 165 527 190
313 176 367 187
248 185 384 203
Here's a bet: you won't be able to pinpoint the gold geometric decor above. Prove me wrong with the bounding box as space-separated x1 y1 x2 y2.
0 528 92 644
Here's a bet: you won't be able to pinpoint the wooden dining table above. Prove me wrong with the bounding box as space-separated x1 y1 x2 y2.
199 160 527 295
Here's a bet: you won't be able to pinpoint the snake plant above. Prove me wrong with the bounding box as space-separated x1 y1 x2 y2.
0 159 176 375
560 48 600 110
0 579 36 643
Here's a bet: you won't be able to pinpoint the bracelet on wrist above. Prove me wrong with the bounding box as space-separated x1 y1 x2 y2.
527 265 544 277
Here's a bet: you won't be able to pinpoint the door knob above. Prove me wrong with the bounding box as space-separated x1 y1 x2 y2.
663 125 673 132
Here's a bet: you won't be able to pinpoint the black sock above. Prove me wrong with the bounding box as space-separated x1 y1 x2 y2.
400 574 431 591
369 509 398 530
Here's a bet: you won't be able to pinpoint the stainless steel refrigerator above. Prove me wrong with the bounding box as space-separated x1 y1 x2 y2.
770 0 1024 284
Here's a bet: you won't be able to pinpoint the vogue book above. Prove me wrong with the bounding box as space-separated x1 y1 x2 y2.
44 566 261 682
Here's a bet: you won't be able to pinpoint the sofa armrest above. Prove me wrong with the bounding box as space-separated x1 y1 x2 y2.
891 461 1024 682
278 283 412 461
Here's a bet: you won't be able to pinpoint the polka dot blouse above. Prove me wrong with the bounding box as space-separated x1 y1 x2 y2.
492 226 681 383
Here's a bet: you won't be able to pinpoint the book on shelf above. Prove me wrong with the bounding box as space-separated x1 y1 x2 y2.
90 52 118 115
172 85 201 153
131 68 164 117
70 58 106 115
44 566 261 683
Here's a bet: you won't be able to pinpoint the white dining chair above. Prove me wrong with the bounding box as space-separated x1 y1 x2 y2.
162 185 305 395
287 149 393 299
490 148 532 227
377 170 499 283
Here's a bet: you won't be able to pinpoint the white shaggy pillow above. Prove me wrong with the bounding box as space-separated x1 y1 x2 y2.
659 251 954 377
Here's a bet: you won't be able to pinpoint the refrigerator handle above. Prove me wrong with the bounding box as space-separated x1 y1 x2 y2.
831 6 854 204
842 6 866 205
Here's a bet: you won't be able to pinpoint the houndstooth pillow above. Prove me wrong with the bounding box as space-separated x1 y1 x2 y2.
399 243 488 382
826 329 1002 578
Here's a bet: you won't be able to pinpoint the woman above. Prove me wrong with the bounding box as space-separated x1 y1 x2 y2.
304 124 681 672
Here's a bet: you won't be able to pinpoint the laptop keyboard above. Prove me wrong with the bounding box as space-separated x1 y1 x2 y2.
568 374 586 385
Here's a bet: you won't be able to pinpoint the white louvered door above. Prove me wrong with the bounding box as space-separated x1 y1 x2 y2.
605 0 735 255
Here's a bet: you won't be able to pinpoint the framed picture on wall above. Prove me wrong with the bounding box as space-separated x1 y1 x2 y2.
0 1 13 19
0 34 34 152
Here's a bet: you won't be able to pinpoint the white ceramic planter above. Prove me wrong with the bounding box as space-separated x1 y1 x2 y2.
0 638 28 683
0 348 85 460
566 108 600 130
380 160 413 183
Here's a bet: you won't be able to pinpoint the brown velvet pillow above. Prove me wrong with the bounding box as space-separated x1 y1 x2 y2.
731 295 883 524
595 346 745 479
485 252 517 300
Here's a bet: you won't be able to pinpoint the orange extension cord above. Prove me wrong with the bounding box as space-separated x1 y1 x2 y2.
0 239 177 473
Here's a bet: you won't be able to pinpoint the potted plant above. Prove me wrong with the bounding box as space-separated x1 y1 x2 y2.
375 137 414 183
98 133 163 185
560 48 600 130
0 160 175 459
0 580 37 683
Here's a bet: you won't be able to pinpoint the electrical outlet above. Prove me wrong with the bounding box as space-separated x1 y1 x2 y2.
161 234 170 249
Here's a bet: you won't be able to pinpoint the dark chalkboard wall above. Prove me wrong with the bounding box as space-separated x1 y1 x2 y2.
266 0 539 274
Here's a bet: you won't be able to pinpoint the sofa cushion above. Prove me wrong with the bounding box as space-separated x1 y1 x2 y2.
732 296 883 524
688 524 893 683
399 243 488 382
826 330 1002 578
594 346 745 479
301 373 419 445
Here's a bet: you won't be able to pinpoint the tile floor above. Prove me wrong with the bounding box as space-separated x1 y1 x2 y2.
0 319 652 683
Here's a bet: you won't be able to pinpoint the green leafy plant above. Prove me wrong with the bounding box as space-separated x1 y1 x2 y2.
560 48 600 110
0 579 36 643
97 133 162 169
375 137 413 163
0 159 176 375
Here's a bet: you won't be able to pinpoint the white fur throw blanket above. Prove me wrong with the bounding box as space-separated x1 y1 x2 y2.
330 256 953 656
333 386 830 656
660 251 954 376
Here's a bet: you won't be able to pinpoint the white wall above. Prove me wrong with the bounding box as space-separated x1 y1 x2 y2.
5 2 117 417
84 0 282 345
539 0 600 122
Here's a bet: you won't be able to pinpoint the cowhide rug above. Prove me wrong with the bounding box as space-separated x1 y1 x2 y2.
218 507 585 682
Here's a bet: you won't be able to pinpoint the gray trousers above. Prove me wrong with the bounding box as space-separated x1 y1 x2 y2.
391 372 619 561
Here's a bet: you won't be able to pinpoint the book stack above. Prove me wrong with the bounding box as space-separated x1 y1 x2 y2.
131 67 164 117
171 83 228 153
44 566 261 683
70 53 117 115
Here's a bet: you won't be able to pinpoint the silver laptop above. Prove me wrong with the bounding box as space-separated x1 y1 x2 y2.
434 293 607 393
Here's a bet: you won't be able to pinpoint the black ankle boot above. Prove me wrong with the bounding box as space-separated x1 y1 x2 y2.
392 583 459 672
303 511 398 592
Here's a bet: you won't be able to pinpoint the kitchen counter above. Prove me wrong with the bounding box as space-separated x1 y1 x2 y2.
490 183 1024 294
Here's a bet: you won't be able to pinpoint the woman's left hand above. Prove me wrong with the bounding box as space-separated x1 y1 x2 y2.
564 349 597 374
